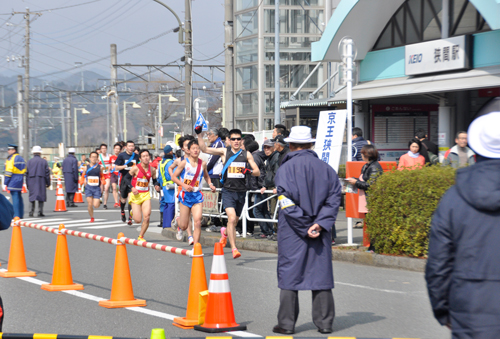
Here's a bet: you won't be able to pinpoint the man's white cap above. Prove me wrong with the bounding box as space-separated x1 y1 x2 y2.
68 148 76 153
32 145 42 154
284 126 316 144
468 112 500 159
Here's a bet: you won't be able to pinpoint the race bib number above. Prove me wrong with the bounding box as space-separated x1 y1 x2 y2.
136 177 149 191
87 176 99 187
227 162 246 178
278 195 295 209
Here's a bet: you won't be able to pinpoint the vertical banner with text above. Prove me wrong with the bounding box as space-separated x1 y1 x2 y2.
314 110 347 172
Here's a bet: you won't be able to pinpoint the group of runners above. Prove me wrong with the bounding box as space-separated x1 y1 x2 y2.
77 127 260 258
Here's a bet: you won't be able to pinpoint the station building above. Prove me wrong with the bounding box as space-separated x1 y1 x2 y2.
285 0 500 160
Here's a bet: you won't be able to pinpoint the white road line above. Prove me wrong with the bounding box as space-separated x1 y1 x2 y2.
41 219 106 226
21 218 68 223
1 268 261 337
81 224 131 230
63 221 126 228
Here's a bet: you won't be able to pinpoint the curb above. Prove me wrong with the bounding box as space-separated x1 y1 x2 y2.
161 228 426 272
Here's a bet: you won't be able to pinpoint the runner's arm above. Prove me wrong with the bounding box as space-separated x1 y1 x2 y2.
203 162 216 192
171 160 188 189
167 158 179 179
247 152 260 177
198 133 225 156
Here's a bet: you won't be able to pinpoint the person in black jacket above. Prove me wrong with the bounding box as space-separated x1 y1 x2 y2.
415 128 438 164
425 112 500 338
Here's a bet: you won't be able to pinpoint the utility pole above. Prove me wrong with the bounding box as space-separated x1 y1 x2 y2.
0 85 4 107
224 0 234 130
185 0 193 133
17 76 24 158
60 91 66 147
66 92 72 146
274 0 281 126
110 44 118 142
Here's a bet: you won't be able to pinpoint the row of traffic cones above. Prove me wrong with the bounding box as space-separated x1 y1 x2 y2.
1 218 245 332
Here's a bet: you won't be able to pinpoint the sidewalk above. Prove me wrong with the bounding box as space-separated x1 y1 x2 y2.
161 210 427 272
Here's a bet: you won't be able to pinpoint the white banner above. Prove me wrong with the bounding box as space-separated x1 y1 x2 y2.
405 35 470 76
314 110 347 172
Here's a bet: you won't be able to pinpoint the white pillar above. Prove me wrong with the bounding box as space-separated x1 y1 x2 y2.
438 98 452 162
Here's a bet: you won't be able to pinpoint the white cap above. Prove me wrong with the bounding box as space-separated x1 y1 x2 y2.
284 126 316 144
68 148 76 153
32 145 42 154
468 112 500 159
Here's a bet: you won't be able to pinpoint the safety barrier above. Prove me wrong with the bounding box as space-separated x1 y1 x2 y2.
0 334 144 339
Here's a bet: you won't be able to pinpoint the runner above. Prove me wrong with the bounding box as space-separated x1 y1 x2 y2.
98 144 112 209
197 128 260 259
114 140 137 225
168 135 195 243
109 143 122 208
122 149 158 241
81 152 105 222
172 140 216 245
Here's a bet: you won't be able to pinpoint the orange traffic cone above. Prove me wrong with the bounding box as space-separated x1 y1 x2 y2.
73 184 84 203
54 178 67 212
21 183 27 193
173 243 208 329
194 242 246 333
0 217 36 278
41 225 84 291
99 232 146 308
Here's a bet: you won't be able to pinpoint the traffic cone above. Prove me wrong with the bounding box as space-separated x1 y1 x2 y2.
194 242 246 333
99 232 146 308
73 184 84 203
54 178 67 212
0 217 36 278
173 243 208 329
21 183 27 194
41 225 84 291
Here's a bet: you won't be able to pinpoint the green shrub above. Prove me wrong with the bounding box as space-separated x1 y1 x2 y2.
365 165 456 257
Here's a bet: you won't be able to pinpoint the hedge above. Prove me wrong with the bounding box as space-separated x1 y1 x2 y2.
365 165 456 257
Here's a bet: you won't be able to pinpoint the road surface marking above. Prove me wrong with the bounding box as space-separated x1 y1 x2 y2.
0 268 261 337
42 219 106 225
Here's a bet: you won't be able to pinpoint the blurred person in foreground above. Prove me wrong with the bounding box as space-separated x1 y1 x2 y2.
426 112 500 339
273 126 341 335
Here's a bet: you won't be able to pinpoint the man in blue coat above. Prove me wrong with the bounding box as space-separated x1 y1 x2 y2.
155 145 176 228
4 143 26 218
26 146 51 217
62 148 79 207
273 126 341 335
426 112 500 339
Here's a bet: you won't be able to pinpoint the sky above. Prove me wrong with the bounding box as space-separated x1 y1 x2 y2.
0 0 226 83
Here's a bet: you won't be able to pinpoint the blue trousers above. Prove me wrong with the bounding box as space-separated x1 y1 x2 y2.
162 203 175 228
11 191 24 219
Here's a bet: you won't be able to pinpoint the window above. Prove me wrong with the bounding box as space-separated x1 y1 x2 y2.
264 9 324 34
236 93 258 117
264 0 324 5
264 37 318 61
236 38 258 64
266 64 323 89
236 119 259 132
236 0 258 11
236 65 258 90
236 11 258 38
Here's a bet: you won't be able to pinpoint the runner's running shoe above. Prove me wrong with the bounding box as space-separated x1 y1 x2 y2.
220 227 227 247
103 204 108 210
232 248 241 259
138 236 145 242
121 211 126 222
176 227 183 241
114 203 120 208
127 216 133 226
188 236 194 245
90 218 95 223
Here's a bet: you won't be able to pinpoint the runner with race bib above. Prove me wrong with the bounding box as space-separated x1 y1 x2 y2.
81 152 105 222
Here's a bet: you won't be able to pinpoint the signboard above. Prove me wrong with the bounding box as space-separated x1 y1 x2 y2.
202 191 219 214
194 113 208 131
314 110 347 172
405 35 470 76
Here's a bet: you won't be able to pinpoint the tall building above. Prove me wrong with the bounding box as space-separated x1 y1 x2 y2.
233 0 334 131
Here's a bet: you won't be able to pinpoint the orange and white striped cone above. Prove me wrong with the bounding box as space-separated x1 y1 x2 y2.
21 183 27 194
73 184 84 203
54 178 67 212
194 242 246 333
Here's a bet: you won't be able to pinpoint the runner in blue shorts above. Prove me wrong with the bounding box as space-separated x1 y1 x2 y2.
172 140 216 245
82 152 105 223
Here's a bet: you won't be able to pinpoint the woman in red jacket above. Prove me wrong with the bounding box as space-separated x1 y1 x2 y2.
398 138 425 171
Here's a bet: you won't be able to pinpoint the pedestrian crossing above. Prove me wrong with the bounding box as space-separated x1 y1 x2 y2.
20 217 133 230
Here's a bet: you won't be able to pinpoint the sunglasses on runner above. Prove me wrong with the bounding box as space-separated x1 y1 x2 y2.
230 137 242 141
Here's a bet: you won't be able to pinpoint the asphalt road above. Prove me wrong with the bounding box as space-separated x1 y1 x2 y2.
0 193 449 338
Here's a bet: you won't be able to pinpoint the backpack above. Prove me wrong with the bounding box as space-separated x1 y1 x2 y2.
422 142 439 165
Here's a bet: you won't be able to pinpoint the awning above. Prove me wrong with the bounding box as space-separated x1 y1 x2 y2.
280 98 345 109
311 0 406 62
329 65 500 101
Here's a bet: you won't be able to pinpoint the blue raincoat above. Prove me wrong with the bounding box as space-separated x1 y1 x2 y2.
275 149 341 290
62 154 79 193
26 155 51 202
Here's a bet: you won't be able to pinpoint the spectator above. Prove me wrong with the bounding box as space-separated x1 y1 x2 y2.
151 153 162 169
398 138 425 170
206 128 224 188
352 127 371 161
272 124 288 138
52 157 62 179
218 127 230 147
26 146 51 217
253 139 274 239
264 140 280 230
272 135 290 166
425 112 500 338
346 145 383 249
62 148 79 207
415 128 439 165
4 143 26 218
156 145 176 228
443 131 476 168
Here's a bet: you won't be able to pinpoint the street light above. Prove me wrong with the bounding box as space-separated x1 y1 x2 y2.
158 94 178 150
74 107 90 147
123 101 141 141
